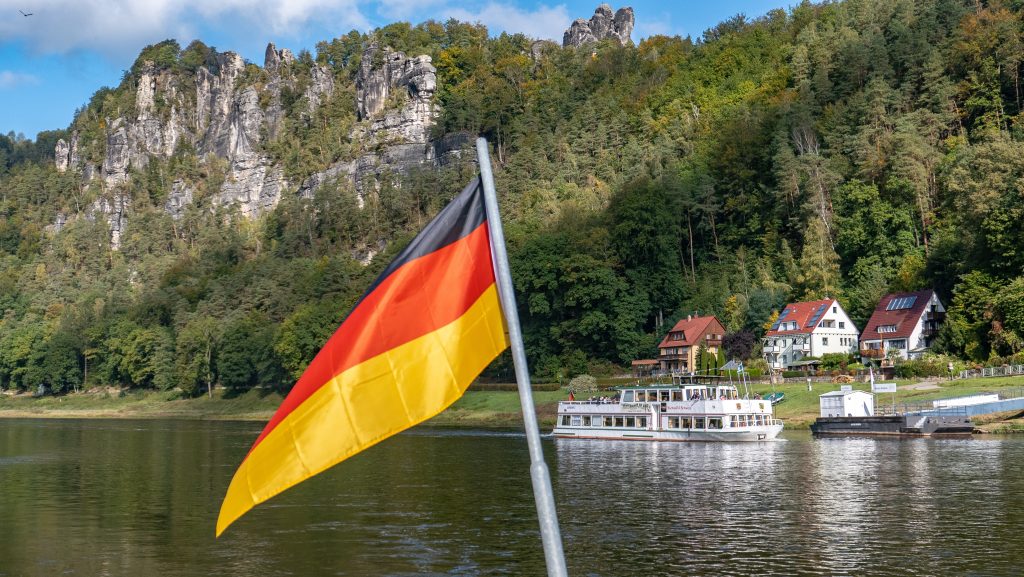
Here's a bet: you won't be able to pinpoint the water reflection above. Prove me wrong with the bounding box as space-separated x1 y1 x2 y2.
554 435 1024 576
1 421 1023 576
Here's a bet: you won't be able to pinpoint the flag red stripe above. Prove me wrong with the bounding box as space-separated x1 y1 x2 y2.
250 222 496 451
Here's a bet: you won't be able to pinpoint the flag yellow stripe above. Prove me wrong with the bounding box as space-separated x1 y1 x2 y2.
216 284 508 535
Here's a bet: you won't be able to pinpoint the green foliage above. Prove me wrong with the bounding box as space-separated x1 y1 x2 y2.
3 0 1024 392
894 354 964 379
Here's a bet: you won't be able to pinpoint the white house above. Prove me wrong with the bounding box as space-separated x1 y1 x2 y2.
762 298 860 371
819 389 875 418
860 290 946 362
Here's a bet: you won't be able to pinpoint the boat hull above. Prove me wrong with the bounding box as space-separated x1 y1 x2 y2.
552 423 784 442
810 415 975 437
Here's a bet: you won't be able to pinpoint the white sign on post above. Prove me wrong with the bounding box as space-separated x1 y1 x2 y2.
872 382 897 393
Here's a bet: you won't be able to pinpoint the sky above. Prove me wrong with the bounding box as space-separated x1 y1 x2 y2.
0 1 787 140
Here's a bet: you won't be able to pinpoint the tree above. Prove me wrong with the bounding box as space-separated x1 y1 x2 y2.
723 331 757 361
176 316 220 397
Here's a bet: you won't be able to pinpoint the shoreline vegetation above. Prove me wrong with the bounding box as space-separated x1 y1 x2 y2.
3 375 1024 433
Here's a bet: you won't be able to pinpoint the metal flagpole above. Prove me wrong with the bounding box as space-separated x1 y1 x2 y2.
476 137 569 577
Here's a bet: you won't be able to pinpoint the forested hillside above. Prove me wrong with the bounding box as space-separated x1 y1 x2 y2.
2 0 1023 395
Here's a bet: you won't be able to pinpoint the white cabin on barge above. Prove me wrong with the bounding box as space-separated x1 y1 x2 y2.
553 376 784 442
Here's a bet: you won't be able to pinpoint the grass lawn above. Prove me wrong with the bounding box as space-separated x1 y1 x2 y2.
751 375 1024 429
0 388 284 420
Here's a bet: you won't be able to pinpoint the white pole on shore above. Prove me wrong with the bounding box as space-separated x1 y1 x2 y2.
476 137 569 577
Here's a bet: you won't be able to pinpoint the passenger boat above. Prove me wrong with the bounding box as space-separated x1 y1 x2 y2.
552 375 784 442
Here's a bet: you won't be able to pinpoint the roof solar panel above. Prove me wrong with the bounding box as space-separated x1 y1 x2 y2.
886 296 918 311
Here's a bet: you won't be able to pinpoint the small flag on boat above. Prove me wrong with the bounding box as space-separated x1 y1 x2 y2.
216 177 510 536
568 391 575 401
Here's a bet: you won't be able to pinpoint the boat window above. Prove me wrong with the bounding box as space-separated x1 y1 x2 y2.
660 390 670 402
672 390 683 402
668 417 680 428
571 416 582 427
604 416 613 427
638 417 647 428
625 417 636 428
614 417 624 427
681 417 693 428
622 391 634 403
561 415 570 426
708 418 723 429
582 416 591 426
731 416 739 427
695 417 706 429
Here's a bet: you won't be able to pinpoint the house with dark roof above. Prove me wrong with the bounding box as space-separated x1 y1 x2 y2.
657 315 725 374
859 290 945 362
762 298 859 370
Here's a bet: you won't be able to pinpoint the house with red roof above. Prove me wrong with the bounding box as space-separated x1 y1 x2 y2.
859 290 945 362
657 315 725 374
762 298 859 370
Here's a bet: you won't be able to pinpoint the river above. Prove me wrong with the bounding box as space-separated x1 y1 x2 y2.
0 419 1021 576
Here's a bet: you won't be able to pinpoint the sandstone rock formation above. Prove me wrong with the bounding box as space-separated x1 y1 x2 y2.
51 38 465 250
563 4 634 48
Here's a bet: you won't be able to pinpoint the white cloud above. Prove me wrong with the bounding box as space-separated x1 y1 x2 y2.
443 3 570 42
0 70 39 89
0 0 370 57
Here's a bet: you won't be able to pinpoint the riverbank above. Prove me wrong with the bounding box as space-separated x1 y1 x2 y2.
2 375 1024 431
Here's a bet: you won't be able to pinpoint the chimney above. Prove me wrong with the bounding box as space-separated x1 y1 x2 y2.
687 314 692 322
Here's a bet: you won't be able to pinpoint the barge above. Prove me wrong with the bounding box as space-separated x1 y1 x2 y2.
810 414 975 437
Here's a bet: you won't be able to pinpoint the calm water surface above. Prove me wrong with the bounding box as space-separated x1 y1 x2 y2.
0 419 1021 576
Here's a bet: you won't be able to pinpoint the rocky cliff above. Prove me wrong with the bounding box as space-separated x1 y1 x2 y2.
52 40 448 248
563 4 634 48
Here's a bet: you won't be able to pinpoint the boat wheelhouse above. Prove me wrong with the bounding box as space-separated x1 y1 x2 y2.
553 375 784 442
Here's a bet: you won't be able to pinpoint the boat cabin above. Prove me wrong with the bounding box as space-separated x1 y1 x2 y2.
619 384 740 403
819 389 875 418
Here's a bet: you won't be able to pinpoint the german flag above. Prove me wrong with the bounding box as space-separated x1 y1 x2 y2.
216 177 509 536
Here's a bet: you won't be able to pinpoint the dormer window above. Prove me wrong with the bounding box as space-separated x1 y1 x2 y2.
877 325 897 333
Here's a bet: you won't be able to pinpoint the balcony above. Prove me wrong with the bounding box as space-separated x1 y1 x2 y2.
924 311 946 322
860 348 885 359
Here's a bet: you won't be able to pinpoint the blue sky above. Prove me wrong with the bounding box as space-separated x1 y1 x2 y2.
0 1 787 140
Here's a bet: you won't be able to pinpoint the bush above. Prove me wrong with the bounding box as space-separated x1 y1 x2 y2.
468 382 560 392
894 354 964 378
567 374 599 394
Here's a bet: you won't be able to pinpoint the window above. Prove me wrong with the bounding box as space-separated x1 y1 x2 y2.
582 416 591 426
695 417 706 429
622 390 634 402
604 416 613 427
660 390 670 402
561 416 570 426
681 417 693 428
625 417 636 428
672 390 683 401
878 325 897 333
833 306 837 313
571 416 581 427
668 417 680 428
839 321 845 329
890 339 907 349
614 417 624 427
707 418 723 429
823 337 829 346
638 417 647 428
